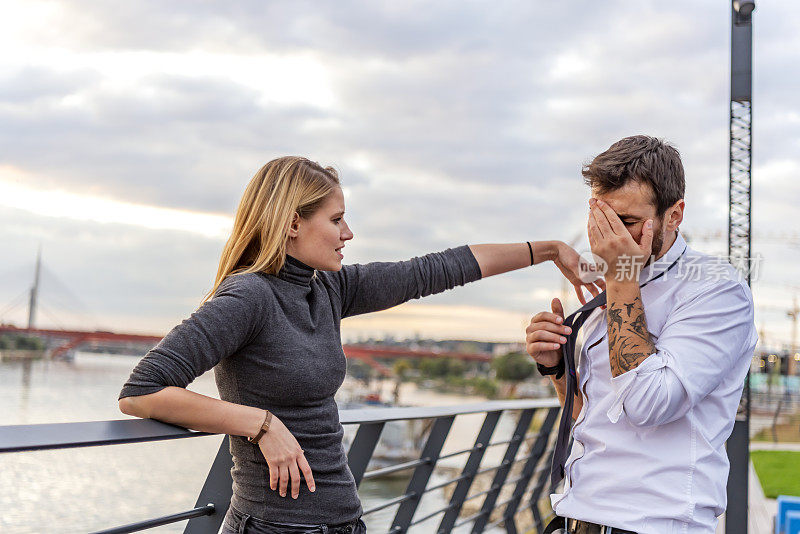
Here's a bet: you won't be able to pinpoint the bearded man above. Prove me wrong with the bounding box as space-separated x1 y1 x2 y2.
526 136 757 534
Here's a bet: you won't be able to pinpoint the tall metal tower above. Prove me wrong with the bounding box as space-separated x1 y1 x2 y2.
27 248 41 329
726 2 755 533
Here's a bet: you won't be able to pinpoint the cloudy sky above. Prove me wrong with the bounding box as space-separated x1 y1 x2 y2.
1 1 797 345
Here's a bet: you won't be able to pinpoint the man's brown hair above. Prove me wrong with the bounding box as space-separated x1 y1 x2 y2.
582 135 685 216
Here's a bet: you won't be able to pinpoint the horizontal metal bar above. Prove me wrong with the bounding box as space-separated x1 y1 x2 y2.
509 455 531 468
0 399 560 454
0 419 211 453
338 399 559 425
408 503 454 527
437 444 479 461
423 474 467 494
533 460 552 476
361 492 417 516
484 514 506 530
463 483 501 504
361 457 429 480
453 508 488 528
496 492 528 512
483 430 539 452
474 459 511 477
504 473 527 487
486 436 519 448
91 504 214 534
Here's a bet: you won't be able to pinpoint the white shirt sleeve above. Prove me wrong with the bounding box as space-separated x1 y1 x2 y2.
607 279 755 427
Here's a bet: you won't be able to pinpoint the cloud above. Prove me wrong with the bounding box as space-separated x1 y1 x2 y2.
0 0 798 343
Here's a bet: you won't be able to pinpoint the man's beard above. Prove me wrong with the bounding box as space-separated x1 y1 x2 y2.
647 219 666 266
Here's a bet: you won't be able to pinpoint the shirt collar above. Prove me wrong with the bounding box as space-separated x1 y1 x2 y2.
278 255 315 286
638 230 686 284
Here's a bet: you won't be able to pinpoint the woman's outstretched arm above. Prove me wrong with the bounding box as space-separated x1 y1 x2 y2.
330 240 602 319
470 240 604 304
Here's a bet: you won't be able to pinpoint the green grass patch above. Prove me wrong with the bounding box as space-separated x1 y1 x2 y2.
751 450 800 499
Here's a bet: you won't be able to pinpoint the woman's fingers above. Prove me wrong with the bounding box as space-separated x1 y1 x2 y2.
278 464 289 497
268 461 278 491
573 284 587 305
297 454 315 493
583 282 600 299
289 462 301 499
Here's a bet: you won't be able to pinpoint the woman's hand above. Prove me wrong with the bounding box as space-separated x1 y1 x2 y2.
552 241 605 305
257 415 315 499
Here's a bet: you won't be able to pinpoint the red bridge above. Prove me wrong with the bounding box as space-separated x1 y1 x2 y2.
0 325 491 376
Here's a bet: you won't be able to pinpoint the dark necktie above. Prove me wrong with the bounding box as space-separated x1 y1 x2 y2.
550 247 687 490
549 292 606 489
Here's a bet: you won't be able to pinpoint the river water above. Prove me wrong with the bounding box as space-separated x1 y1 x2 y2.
0 353 524 533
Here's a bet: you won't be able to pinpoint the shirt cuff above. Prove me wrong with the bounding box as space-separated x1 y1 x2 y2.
607 353 666 423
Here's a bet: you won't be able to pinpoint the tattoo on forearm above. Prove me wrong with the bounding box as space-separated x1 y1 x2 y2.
607 296 656 377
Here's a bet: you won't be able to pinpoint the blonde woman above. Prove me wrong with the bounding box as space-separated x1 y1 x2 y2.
118 156 598 534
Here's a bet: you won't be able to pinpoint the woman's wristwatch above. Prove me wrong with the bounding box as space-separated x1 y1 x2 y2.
537 358 565 379
247 410 273 444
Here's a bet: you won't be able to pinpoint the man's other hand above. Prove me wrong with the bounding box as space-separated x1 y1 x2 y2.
526 298 572 367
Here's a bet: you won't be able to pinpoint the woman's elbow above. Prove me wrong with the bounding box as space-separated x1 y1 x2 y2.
119 396 149 418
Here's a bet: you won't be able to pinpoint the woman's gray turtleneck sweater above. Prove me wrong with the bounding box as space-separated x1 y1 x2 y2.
119 246 482 525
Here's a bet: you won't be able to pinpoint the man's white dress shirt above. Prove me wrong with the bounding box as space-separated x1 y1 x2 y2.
551 232 757 534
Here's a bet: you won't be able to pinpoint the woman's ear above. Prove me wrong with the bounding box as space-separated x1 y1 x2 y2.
287 212 301 238
666 199 685 232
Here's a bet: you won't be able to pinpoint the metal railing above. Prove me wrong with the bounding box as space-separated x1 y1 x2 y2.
0 399 562 534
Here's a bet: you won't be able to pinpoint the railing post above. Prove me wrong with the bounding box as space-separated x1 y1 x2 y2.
502 407 559 533
183 435 233 534
437 410 502 533
725 418 749 534
347 422 385 488
390 416 455 533
471 409 536 534
527 443 555 533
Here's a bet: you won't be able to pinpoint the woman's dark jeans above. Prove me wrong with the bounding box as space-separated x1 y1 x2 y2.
220 504 366 534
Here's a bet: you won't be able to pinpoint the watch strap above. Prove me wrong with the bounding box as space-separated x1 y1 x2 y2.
247 410 273 444
537 358 565 379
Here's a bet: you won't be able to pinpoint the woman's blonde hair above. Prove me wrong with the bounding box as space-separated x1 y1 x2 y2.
204 156 340 302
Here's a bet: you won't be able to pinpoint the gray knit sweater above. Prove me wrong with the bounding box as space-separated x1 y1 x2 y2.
119 246 482 524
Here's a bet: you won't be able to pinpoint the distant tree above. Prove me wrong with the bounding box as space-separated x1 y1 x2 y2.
392 359 412 381
471 377 499 399
0 334 44 351
492 352 535 382
448 359 466 376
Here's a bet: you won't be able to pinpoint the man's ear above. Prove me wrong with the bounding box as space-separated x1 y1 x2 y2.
287 212 301 238
665 199 685 232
